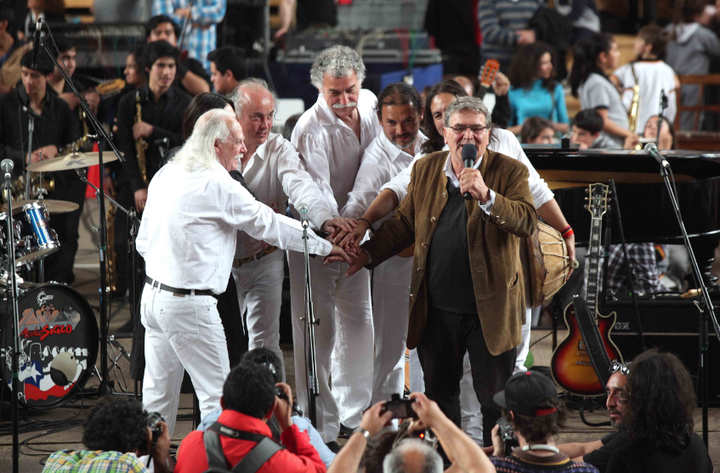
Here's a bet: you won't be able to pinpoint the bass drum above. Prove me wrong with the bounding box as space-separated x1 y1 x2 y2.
0 284 98 409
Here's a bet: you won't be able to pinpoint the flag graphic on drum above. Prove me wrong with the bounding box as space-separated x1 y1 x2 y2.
1 285 98 408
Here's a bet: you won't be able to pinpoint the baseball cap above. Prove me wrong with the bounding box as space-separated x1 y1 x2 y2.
493 370 558 417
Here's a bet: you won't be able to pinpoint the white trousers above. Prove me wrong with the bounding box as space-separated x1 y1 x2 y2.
370 255 413 405
287 251 374 442
141 284 230 437
232 250 285 379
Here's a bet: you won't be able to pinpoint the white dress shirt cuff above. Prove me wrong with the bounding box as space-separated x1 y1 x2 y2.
478 189 496 214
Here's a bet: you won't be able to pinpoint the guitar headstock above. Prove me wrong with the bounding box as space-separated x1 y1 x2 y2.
479 59 500 89
585 183 609 219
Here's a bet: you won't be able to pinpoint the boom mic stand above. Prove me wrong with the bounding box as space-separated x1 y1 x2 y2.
4 160 22 473
37 19 125 397
646 143 720 447
299 205 319 426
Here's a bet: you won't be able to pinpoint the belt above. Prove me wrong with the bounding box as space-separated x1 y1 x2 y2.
145 277 214 296
233 246 278 267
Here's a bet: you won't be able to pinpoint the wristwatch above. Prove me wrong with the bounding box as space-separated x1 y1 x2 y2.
358 428 371 440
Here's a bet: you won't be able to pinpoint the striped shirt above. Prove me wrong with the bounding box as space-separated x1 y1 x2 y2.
152 0 227 73
478 0 543 68
42 450 148 473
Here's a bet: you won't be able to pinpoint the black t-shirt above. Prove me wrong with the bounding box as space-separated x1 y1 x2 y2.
296 0 337 30
176 57 211 95
583 431 628 473
605 433 713 473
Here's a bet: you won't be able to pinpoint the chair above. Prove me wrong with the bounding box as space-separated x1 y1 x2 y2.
674 74 720 151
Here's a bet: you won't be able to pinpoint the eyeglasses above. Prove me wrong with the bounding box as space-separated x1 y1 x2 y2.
609 361 630 376
445 125 490 135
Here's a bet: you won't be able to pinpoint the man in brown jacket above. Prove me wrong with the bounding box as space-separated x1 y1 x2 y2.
343 96 537 446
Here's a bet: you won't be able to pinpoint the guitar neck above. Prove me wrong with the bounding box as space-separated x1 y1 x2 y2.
585 214 603 317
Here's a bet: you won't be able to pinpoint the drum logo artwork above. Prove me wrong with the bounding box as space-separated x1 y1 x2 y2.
18 291 79 341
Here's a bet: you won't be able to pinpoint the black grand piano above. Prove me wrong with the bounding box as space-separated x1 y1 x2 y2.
524 146 720 403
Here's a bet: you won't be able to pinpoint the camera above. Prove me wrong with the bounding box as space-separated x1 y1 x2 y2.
496 416 519 456
147 411 164 446
276 386 289 403
381 393 418 419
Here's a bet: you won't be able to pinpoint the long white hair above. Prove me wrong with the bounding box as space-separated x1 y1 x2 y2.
172 109 235 171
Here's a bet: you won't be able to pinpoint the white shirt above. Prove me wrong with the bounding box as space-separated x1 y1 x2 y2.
291 89 383 214
237 132 335 259
380 128 554 210
613 61 677 132
341 130 428 223
137 160 332 294
442 151 496 213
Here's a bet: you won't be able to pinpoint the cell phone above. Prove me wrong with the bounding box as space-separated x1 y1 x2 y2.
382 393 418 419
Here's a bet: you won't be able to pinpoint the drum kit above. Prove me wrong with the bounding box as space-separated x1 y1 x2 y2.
0 150 118 409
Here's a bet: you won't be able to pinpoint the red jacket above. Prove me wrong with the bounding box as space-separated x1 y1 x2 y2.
175 410 326 473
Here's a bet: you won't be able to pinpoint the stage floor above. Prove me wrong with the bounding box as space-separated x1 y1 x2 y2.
1 199 718 472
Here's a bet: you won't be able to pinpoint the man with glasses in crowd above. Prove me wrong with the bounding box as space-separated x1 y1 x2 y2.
342 96 537 446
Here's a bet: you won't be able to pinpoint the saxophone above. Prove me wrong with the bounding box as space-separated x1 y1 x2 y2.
135 90 149 186
628 63 640 135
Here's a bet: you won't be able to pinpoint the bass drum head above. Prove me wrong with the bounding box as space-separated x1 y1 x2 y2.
0 284 98 409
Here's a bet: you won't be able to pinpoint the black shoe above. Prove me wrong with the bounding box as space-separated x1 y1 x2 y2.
338 423 356 439
325 441 341 453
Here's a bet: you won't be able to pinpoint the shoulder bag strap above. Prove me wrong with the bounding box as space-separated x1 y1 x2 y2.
203 429 229 471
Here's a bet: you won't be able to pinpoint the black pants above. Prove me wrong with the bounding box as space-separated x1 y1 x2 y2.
416 307 516 447
44 170 87 283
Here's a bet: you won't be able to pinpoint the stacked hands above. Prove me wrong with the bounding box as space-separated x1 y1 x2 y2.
320 166 492 274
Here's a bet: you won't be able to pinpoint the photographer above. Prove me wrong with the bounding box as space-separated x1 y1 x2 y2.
42 397 171 473
490 371 598 473
175 362 325 473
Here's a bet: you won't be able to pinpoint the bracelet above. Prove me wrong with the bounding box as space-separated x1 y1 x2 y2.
560 225 572 236
562 228 574 240
358 217 374 233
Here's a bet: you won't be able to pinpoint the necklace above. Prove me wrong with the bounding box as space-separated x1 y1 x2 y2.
522 444 560 454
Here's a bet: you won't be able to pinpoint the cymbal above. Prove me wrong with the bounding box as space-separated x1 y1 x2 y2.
27 151 120 172
3 199 80 214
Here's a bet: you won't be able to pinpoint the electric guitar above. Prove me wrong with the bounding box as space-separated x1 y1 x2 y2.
550 183 623 396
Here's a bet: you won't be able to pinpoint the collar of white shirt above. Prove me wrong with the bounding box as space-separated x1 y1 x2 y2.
379 130 428 163
443 145 482 187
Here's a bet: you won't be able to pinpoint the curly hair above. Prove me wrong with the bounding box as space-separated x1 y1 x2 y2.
504 397 567 444
222 362 276 419
420 80 468 155
82 397 148 452
310 45 366 89
240 347 283 384
508 42 557 92
624 349 696 454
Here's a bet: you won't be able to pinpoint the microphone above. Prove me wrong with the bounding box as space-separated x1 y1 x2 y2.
461 144 477 200
21 105 43 121
31 18 42 68
2 159 14 180
644 142 669 169
297 202 310 228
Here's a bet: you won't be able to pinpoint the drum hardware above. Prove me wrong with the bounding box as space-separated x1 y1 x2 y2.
107 335 131 393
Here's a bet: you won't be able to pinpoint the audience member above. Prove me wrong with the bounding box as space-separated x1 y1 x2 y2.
42 397 171 473
551 0 600 44
0 8 31 94
605 350 713 473
124 45 147 90
569 109 612 149
507 42 569 135
611 24 678 134
490 370 600 472
520 116 555 144
175 361 326 473
208 45 247 95
557 362 630 473
643 115 675 150
478 0 543 72
666 0 720 131
570 33 638 149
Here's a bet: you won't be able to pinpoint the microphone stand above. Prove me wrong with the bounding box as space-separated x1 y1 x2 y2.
655 90 670 148
23 111 34 200
5 167 21 473
301 218 319 426
652 148 720 447
38 20 125 397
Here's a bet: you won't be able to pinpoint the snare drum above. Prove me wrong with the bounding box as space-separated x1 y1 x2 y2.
0 284 97 408
16 202 60 264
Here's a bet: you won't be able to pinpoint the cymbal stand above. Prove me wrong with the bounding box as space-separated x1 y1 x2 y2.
653 150 720 447
3 161 22 473
301 223 319 426
21 109 34 201
38 19 125 396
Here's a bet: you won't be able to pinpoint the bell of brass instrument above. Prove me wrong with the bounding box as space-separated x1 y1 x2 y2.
135 91 149 186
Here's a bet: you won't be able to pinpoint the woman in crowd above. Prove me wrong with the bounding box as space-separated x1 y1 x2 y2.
570 33 638 148
520 116 556 144
643 116 675 150
507 43 569 135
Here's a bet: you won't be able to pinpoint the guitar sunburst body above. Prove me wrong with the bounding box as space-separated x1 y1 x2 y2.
551 304 622 396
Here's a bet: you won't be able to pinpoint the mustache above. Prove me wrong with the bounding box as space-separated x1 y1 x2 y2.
393 134 412 140
332 101 357 109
